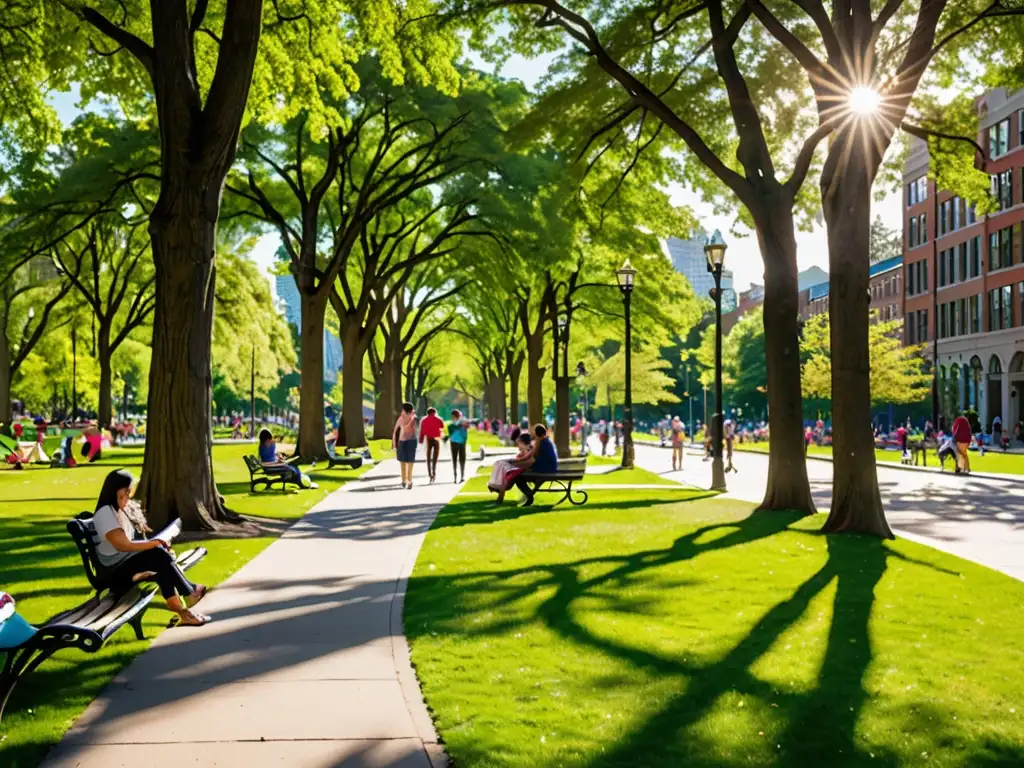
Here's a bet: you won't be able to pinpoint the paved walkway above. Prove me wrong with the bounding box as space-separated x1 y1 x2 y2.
616 440 1024 583
45 454 462 768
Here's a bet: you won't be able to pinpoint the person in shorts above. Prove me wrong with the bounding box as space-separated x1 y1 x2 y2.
670 416 686 471
393 402 419 489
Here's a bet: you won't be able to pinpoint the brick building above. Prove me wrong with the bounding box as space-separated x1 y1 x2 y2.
902 87 1024 430
797 255 902 322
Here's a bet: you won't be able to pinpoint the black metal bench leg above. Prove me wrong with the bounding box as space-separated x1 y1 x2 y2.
129 610 146 640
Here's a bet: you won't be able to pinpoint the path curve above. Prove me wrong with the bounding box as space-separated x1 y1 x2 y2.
44 454 461 768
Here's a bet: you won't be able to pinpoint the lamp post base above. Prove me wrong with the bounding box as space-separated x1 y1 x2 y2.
711 456 727 491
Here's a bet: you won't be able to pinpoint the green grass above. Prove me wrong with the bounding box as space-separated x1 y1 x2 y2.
738 441 1024 475
0 442 368 765
407 489 1024 767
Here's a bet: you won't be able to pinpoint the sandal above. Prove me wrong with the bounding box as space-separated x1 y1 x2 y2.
176 610 211 627
185 584 208 608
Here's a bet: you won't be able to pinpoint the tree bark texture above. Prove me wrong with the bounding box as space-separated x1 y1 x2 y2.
0 319 11 423
526 334 545 427
821 140 892 538
756 207 816 516
508 350 524 426
340 323 368 448
296 291 329 461
97 329 113 429
554 376 570 458
134 0 263 531
371 356 395 440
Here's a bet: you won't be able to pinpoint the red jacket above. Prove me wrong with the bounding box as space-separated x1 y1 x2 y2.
419 414 444 442
951 416 972 444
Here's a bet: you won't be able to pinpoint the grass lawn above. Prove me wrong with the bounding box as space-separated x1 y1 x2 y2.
407 488 1024 767
0 441 369 766
738 441 1024 476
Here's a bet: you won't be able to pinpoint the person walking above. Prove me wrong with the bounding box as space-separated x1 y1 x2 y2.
447 408 469 483
393 402 418 489
419 407 444 484
598 420 609 456
670 416 685 471
951 412 973 475
724 418 737 472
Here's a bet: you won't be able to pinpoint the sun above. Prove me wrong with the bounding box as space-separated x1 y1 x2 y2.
849 86 881 116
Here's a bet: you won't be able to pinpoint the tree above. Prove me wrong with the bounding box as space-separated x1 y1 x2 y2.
231 61 516 454
448 0 830 513
25 0 461 529
53 215 156 428
746 1 1024 537
800 313 932 409
590 345 680 412
869 216 901 264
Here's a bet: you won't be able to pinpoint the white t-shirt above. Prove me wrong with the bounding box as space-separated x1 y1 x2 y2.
91 504 135 567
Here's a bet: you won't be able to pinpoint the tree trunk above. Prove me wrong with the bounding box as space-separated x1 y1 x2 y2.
0 325 11 424
821 142 892 538
141 204 238 531
526 334 545 427
340 324 368 448
554 376 570 458
97 328 113 429
296 291 329 461
508 351 523 425
488 374 506 421
372 356 394 440
756 206 816 515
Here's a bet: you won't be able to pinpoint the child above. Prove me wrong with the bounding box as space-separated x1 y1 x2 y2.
488 432 534 504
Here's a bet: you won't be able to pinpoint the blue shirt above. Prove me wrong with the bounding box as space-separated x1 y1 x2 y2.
533 437 558 473
259 442 277 463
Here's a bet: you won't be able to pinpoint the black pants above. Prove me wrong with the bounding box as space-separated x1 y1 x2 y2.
450 442 466 478
426 437 440 478
110 547 195 600
515 476 535 499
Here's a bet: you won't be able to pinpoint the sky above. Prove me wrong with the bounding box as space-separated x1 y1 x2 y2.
51 46 905 296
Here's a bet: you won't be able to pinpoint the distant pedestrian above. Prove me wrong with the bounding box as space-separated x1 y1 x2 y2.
951 413 973 475
724 418 737 472
670 416 685 471
447 409 468 483
393 402 418 489
804 425 812 456
419 407 444 484
598 420 609 456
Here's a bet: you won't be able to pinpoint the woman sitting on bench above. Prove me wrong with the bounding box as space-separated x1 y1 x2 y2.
487 431 534 503
515 424 558 507
259 429 317 489
92 469 210 627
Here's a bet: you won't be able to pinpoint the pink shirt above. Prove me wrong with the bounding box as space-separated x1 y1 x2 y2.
394 412 417 444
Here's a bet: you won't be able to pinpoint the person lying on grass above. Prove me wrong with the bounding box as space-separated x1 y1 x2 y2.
258 429 318 489
92 469 210 627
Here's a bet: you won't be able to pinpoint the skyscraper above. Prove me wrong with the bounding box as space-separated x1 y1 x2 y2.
274 274 343 384
663 229 737 311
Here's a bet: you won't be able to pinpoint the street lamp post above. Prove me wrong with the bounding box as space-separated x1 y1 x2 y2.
705 230 728 491
616 259 637 469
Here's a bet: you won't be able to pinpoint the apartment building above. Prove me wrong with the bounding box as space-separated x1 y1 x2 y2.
902 87 1024 429
797 255 902 322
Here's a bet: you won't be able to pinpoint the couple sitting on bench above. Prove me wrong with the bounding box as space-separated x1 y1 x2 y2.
93 469 210 627
488 424 558 506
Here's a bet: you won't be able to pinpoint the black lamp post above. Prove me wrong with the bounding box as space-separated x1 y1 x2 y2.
704 230 728 491
615 259 637 468
576 360 588 456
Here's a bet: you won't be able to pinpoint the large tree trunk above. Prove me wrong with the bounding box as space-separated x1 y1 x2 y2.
340 324 368 448
526 334 545 427
371 356 394 439
487 374 506 421
295 291 329 461
554 376 569 458
508 350 523 425
142 202 239 531
821 142 892 538
756 207 816 515
96 327 113 429
0 324 11 424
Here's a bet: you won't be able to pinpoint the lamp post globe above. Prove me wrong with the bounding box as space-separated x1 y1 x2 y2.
704 230 728 491
616 259 637 468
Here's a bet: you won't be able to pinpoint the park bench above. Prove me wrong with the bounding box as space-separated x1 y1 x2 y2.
519 458 588 506
326 444 365 471
244 454 304 492
0 515 207 721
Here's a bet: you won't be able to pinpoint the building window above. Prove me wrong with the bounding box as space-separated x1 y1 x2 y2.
921 213 927 243
940 303 948 339
939 249 946 287
991 169 1014 211
989 286 1013 331
989 118 1010 159
967 202 977 224
1019 109 1024 148
918 309 928 342
989 227 1013 271
952 196 961 230
969 294 981 333
909 217 918 248
907 176 928 207
970 235 982 278
957 242 967 282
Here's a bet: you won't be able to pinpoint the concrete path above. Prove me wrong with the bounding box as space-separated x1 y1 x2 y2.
615 439 1024 583
44 454 462 768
